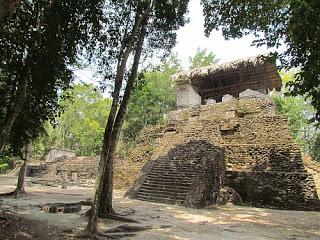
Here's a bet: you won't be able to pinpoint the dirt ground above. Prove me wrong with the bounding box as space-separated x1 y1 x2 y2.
0 175 320 240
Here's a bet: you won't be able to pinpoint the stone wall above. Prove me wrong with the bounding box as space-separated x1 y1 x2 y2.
61 156 99 180
176 83 201 108
224 144 304 171
127 98 320 210
33 156 99 183
226 171 319 210
43 148 75 163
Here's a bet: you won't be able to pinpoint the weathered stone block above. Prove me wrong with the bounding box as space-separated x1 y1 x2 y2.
239 89 267 99
176 84 201 108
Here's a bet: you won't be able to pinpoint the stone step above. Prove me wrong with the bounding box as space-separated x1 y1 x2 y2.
144 179 192 187
146 175 194 182
135 195 184 205
152 165 198 171
153 162 197 169
141 183 190 191
142 180 191 187
139 188 188 196
148 171 197 178
151 167 197 172
151 169 208 175
156 157 202 161
154 160 198 164
147 174 195 182
137 191 186 201
146 177 194 184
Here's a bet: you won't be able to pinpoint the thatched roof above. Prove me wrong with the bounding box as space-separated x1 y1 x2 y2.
173 55 273 84
173 55 281 99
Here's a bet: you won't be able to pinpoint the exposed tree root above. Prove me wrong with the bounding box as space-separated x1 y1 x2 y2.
99 213 139 223
82 208 139 224
0 191 15 197
70 231 136 239
104 224 152 233
98 232 136 239
81 208 91 217
0 189 27 198
14 189 27 198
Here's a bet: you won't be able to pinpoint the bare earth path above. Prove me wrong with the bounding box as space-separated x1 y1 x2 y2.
0 175 320 240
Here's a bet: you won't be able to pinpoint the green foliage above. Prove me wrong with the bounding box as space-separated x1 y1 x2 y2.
189 47 218 69
123 49 219 144
271 70 320 161
0 163 9 173
43 84 111 156
0 0 103 155
201 0 320 120
0 151 13 173
30 132 48 160
92 0 189 90
122 54 181 142
310 134 320 162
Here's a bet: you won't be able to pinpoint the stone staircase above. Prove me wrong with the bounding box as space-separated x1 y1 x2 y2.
135 155 199 204
128 140 225 207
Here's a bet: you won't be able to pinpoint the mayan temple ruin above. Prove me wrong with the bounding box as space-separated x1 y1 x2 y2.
126 56 320 210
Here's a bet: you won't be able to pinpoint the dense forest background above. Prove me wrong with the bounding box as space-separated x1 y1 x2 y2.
1 48 319 174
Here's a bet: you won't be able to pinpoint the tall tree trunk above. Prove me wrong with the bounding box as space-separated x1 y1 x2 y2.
14 140 31 198
0 75 27 154
0 0 21 28
87 6 148 235
99 10 149 216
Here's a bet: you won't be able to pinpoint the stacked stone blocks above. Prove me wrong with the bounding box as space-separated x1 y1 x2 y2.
127 98 320 210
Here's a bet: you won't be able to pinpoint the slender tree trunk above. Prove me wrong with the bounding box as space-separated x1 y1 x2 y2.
14 140 31 198
0 0 21 28
99 11 149 215
87 6 148 235
0 76 27 154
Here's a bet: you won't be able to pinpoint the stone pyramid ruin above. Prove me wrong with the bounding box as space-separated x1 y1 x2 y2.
126 56 320 210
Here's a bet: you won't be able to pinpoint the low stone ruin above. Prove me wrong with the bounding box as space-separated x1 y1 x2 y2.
36 156 99 184
43 148 75 163
25 148 99 184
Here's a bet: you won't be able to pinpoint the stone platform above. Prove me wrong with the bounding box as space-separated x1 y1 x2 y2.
126 98 320 210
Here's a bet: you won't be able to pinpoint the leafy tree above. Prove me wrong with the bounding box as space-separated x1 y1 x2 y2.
122 49 218 144
0 152 13 173
271 70 320 160
123 54 181 142
87 0 189 234
310 133 320 162
201 0 320 120
0 0 103 154
0 0 103 198
189 47 218 69
0 0 21 28
47 84 111 156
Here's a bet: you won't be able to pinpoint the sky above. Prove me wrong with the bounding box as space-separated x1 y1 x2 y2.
75 0 283 83
173 0 277 68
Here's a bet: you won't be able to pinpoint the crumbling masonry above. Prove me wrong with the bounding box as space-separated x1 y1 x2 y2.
126 56 320 210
